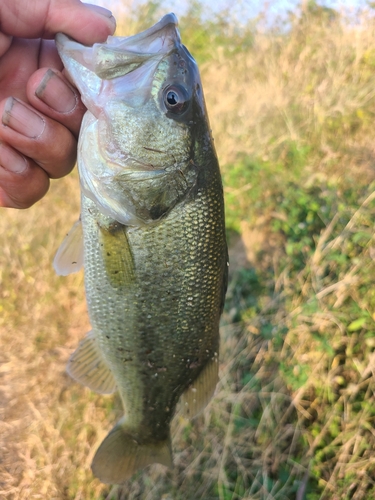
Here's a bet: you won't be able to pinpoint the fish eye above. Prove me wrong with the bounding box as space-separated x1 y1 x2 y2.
163 85 189 114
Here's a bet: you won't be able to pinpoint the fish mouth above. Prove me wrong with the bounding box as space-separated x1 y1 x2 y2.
56 13 180 80
107 13 179 56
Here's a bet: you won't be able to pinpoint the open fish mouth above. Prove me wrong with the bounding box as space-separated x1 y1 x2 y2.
55 14 187 113
56 13 180 80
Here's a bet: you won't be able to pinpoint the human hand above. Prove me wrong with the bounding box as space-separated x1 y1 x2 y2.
0 0 116 208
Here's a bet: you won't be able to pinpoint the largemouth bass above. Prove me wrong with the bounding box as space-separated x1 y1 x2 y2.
54 13 228 484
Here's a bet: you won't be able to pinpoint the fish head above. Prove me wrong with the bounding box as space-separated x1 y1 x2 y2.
56 14 210 225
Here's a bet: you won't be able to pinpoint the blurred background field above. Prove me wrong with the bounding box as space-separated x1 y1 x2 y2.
2 0 375 498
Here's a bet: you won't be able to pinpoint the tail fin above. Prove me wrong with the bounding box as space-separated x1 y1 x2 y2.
91 419 173 484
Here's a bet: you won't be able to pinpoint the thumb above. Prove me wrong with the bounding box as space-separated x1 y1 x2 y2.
0 0 116 43
47 1 116 43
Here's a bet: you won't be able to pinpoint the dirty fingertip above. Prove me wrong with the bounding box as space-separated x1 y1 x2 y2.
2 98 45 139
0 141 28 174
35 69 78 114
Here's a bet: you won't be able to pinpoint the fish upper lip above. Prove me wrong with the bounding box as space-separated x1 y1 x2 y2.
106 13 179 53
56 13 179 55
56 13 181 81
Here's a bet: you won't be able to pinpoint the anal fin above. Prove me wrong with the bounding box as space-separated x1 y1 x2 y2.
67 331 116 395
180 356 219 418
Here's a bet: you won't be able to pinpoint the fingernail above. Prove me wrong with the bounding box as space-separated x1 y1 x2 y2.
86 4 113 18
35 69 78 114
86 3 116 30
2 98 45 139
84 4 116 35
0 141 27 174
86 4 116 31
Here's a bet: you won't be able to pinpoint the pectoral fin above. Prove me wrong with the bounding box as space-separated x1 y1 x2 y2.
180 356 219 418
92 418 173 484
98 222 135 289
53 219 83 276
67 331 116 395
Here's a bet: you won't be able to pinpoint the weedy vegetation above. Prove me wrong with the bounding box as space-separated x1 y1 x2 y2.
2 1 375 498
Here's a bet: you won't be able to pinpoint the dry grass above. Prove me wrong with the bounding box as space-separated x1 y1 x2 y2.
2 2 375 499
203 9 375 178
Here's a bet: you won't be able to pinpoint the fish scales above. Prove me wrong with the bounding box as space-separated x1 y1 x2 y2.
54 12 227 484
83 157 225 437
